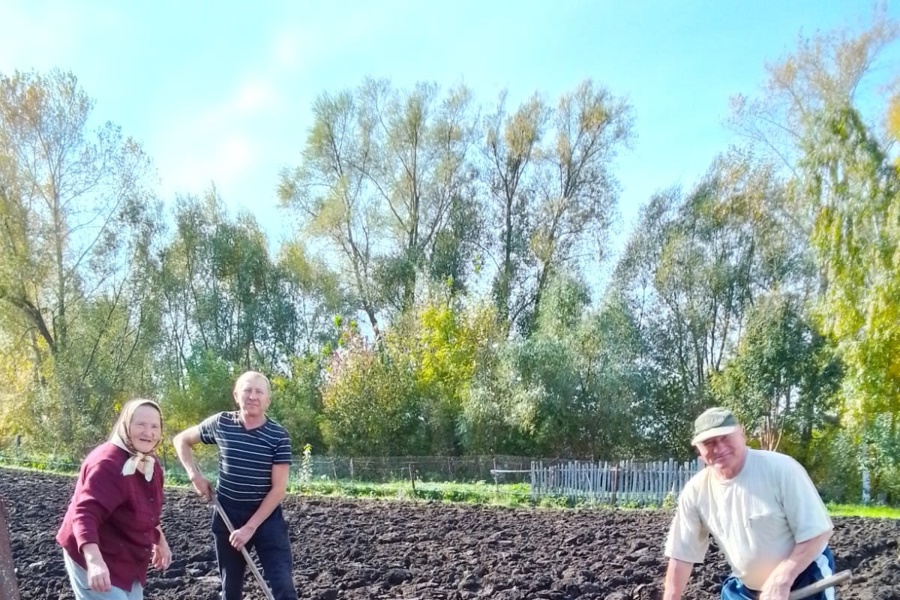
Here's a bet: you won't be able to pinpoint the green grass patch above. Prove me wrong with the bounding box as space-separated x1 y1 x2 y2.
0 452 79 472
283 478 535 506
825 503 900 519
3 454 900 515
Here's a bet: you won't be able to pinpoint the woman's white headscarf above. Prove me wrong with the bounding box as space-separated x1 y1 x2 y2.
109 398 163 482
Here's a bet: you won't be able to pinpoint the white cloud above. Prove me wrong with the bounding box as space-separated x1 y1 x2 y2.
272 31 302 69
219 135 256 172
154 72 286 199
159 133 258 197
146 1 421 205
234 78 279 113
0 4 85 71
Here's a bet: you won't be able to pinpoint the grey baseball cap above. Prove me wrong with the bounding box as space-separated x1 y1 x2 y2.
692 407 739 445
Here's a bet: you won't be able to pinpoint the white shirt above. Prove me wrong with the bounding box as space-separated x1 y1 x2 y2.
664 448 833 590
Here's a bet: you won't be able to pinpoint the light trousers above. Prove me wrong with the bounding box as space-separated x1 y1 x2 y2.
62 551 144 600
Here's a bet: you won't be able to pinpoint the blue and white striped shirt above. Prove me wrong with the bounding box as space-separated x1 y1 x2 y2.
198 411 292 504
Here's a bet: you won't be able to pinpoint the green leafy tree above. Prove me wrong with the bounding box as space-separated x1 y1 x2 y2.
156 189 345 374
800 103 900 423
270 354 326 452
0 69 161 452
617 154 787 401
462 273 643 458
396 294 501 455
723 9 900 499
482 80 633 334
709 294 841 453
319 330 425 455
279 79 480 332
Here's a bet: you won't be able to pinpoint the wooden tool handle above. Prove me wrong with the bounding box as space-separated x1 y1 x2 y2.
210 496 276 600
789 569 852 600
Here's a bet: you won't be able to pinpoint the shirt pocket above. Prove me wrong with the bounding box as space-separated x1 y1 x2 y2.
746 510 787 546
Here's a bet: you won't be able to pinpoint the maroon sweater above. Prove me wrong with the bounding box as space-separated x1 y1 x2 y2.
56 442 164 590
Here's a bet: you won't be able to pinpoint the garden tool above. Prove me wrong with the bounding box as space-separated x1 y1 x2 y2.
789 569 852 600
209 494 276 600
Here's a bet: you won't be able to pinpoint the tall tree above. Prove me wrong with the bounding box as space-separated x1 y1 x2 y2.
0 69 161 450
710 293 841 452
729 7 899 175
728 7 899 242
613 151 796 454
483 91 547 329
279 79 479 332
156 189 345 384
800 103 900 423
482 80 633 333
617 152 786 399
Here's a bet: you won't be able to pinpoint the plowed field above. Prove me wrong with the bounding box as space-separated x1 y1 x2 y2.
3 468 898 599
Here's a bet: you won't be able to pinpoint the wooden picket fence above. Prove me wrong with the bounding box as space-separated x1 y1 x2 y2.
530 458 703 505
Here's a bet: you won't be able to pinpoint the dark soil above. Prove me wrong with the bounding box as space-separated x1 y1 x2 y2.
2 468 898 599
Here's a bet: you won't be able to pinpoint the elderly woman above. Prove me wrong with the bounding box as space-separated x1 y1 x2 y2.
56 399 172 600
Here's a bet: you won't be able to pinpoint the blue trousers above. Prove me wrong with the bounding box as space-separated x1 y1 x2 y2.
721 546 837 600
62 551 144 600
211 497 297 600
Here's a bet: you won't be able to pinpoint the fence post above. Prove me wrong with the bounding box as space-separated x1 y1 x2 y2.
531 461 537 501
0 495 21 600
611 467 618 507
408 463 417 497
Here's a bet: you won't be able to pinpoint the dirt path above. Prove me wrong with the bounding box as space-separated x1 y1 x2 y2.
3 468 898 599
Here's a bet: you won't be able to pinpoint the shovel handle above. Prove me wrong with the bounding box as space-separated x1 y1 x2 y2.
210 495 276 600
788 569 852 600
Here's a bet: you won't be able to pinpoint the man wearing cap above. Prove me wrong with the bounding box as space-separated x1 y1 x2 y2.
662 407 836 600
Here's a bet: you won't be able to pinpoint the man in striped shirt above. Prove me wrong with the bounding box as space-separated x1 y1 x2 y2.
173 370 297 600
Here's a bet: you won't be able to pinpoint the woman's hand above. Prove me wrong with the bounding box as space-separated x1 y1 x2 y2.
81 544 112 592
151 540 172 570
152 528 172 570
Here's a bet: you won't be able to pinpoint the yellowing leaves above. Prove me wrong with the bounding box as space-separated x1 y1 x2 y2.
889 94 900 170
803 104 900 423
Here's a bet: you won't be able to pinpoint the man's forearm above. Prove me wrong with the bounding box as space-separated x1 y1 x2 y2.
245 463 290 531
173 435 201 478
663 558 693 600
246 487 285 530
769 530 833 584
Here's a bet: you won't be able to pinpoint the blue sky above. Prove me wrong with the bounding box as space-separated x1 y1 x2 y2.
1 1 898 264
